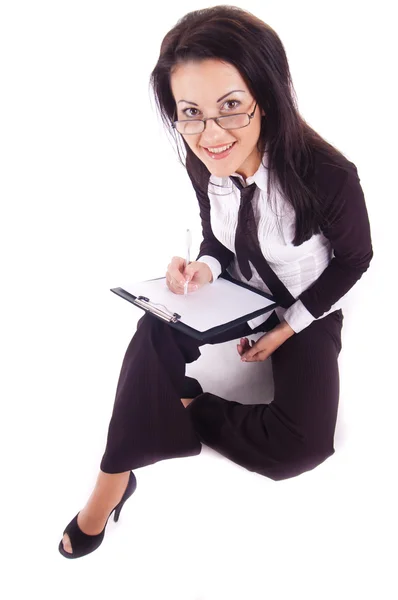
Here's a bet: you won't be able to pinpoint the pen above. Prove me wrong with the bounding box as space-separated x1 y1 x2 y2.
184 228 192 296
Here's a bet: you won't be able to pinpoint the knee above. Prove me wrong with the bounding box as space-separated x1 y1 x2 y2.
136 313 201 363
137 312 160 331
265 445 335 481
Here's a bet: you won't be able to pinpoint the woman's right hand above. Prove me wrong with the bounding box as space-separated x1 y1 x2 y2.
166 256 213 295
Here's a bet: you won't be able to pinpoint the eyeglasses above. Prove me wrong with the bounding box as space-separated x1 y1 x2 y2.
172 102 258 135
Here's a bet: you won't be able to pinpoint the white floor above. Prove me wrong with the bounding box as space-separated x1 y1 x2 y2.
185 330 274 405
10 295 394 600
3 3 396 595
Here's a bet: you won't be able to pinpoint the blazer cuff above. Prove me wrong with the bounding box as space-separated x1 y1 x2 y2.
196 255 222 283
282 299 316 334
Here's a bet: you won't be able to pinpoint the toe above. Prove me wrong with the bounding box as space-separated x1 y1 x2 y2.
62 533 73 554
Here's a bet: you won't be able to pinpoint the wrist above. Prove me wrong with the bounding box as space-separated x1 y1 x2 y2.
200 262 213 283
279 320 295 338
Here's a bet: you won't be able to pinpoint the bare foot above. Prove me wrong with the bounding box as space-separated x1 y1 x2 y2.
62 470 130 554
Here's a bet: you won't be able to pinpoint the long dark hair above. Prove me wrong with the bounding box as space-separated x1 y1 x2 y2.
149 5 352 245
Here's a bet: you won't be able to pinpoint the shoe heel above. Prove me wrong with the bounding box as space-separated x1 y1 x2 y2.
113 471 137 523
113 502 124 522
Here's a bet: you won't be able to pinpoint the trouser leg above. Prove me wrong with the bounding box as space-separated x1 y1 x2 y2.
186 310 344 481
99 312 261 473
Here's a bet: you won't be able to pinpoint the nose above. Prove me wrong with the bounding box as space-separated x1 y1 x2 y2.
200 118 230 146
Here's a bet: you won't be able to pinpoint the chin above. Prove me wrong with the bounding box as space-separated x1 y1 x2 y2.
208 163 239 177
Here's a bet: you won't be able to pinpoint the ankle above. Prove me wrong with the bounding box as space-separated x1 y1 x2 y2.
97 470 130 483
82 471 130 516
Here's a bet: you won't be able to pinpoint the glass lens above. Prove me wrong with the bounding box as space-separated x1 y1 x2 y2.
176 120 204 134
175 113 250 134
218 114 250 129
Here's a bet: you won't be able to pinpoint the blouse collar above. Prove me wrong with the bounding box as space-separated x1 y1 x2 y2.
209 146 269 193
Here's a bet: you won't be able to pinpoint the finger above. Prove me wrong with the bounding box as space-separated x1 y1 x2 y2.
166 273 176 286
169 258 187 283
183 282 199 293
169 269 186 287
170 256 185 269
237 339 247 355
241 347 256 361
166 278 178 293
242 349 269 362
244 339 256 353
241 352 255 362
169 280 199 295
183 265 198 284
166 274 184 293
245 350 268 362
183 263 193 276
169 267 188 289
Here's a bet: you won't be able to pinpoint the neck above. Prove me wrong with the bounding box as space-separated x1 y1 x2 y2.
234 149 262 182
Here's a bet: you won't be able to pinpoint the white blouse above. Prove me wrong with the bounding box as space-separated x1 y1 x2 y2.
198 152 344 334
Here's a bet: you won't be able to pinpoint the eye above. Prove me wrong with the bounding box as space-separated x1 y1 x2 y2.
183 107 200 118
181 99 241 119
224 100 240 110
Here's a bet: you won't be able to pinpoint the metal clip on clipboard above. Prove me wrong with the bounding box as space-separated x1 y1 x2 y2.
133 296 181 324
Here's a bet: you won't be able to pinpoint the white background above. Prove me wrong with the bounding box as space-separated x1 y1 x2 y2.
1 1 396 598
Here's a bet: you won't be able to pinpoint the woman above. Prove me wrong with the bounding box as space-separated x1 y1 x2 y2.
59 5 373 559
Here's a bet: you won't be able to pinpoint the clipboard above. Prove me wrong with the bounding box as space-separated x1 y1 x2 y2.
110 271 278 342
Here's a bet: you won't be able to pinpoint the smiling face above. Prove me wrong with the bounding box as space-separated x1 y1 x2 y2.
170 59 265 181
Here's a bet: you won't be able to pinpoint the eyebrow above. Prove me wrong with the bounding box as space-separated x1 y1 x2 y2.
177 90 246 105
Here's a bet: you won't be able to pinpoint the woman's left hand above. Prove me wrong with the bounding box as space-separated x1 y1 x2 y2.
237 321 295 362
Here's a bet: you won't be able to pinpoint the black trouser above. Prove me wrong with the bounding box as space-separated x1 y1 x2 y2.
100 309 344 481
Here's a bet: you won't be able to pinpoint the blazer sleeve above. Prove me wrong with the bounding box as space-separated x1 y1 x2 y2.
286 164 373 325
190 176 235 276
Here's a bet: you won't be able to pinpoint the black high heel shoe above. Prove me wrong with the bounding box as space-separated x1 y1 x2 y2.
58 470 137 559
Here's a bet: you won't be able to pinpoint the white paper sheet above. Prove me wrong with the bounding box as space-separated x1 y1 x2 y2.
119 277 274 332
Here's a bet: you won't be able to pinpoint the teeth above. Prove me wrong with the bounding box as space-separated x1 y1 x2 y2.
207 142 234 154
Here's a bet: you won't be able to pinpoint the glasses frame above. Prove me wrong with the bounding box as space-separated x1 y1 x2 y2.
172 101 258 135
